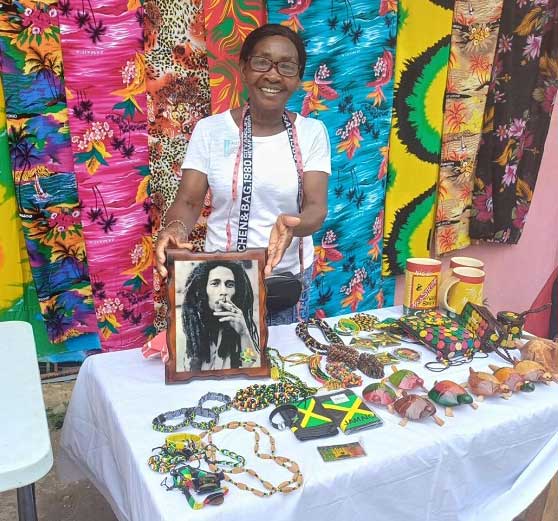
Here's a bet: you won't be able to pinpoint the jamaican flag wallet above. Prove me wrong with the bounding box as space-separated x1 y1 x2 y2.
290 396 339 441
316 390 383 433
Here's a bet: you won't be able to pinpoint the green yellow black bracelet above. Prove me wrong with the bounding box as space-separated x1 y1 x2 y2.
152 407 196 433
197 392 232 415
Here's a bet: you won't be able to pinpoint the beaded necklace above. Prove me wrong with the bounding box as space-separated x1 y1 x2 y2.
201 421 303 497
295 318 346 354
232 348 317 411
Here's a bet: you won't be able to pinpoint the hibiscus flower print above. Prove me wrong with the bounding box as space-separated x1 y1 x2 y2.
523 35 542 61
512 203 529 229
502 163 518 187
508 117 526 138
473 185 493 222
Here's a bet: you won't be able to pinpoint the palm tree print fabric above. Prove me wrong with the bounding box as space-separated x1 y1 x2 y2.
0 0 98 344
434 0 504 255
59 0 155 350
268 0 397 317
470 0 558 243
144 0 211 333
382 0 455 276
203 0 266 114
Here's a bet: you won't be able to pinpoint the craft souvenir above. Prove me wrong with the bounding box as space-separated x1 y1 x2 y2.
317 390 383 433
290 396 339 441
351 333 401 349
385 365 427 392
518 337 558 375
392 392 444 427
467 368 511 400
459 303 504 353
362 382 398 412
427 380 478 417
334 318 361 336
325 362 362 388
489 365 536 393
392 347 421 362
352 313 379 332
357 352 385 379
399 312 481 370
201 421 304 496
349 337 380 350
512 360 553 384
295 318 345 355
374 352 401 366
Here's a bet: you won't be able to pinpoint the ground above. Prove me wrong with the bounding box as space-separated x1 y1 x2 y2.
0 380 117 521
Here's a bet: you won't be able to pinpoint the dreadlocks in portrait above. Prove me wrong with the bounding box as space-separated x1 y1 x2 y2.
176 260 261 372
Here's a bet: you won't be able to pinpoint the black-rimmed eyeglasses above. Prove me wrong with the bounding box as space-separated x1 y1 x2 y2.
248 56 300 77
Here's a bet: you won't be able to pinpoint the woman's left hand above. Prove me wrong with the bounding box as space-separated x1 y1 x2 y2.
265 214 301 275
213 298 250 337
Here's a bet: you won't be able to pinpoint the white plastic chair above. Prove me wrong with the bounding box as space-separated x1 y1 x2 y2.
0 321 53 520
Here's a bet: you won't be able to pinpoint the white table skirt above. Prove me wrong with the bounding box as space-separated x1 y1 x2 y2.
58 306 558 521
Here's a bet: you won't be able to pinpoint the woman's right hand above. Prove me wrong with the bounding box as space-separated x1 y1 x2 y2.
155 222 193 279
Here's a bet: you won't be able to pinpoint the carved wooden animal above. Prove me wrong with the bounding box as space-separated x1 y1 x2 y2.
518 337 558 377
489 364 535 393
467 367 510 400
392 392 444 427
513 360 553 384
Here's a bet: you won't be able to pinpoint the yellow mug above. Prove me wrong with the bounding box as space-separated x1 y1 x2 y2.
439 267 485 315
403 258 442 315
449 256 484 270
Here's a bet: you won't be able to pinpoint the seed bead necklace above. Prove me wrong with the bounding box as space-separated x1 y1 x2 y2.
295 318 346 354
200 420 303 497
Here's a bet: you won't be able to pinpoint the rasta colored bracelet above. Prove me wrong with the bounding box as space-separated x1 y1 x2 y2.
152 406 218 433
295 318 345 355
232 382 305 412
201 421 303 497
197 392 232 415
152 407 195 433
325 361 362 388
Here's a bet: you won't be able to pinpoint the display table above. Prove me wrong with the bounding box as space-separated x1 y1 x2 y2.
58 306 558 521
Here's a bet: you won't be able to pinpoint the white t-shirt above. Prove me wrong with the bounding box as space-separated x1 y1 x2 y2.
181 110 331 274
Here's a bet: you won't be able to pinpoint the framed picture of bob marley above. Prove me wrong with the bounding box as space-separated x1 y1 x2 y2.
165 248 269 384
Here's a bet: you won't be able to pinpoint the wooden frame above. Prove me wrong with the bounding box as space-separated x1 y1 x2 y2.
165 248 269 384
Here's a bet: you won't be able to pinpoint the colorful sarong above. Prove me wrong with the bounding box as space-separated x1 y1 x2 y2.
0 0 98 343
0 80 100 357
470 0 558 243
59 0 154 350
268 0 397 316
434 0 504 255
382 0 455 276
144 0 211 332
203 0 266 113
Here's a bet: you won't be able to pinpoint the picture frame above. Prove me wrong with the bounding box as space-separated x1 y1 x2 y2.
165 248 269 384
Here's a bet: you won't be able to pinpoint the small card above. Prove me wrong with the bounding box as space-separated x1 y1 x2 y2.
317 441 367 462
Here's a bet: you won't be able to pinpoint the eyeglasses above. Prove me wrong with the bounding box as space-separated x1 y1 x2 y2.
248 56 300 77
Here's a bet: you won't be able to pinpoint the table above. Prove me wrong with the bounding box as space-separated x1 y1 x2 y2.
58 307 558 521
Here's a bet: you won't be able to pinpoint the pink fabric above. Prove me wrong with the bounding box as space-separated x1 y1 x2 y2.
60 1 154 350
141 331 168 363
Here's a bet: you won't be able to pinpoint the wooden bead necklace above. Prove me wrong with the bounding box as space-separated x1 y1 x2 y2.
201 421 303 497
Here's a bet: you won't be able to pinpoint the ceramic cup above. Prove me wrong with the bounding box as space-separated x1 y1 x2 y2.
449 256 485 270
403 258 442 315
439 266 485 315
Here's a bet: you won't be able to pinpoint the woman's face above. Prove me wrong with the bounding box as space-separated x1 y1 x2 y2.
240 35 300 113
206 266 236 311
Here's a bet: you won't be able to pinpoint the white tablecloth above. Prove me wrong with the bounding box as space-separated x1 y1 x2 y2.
58 307 558 521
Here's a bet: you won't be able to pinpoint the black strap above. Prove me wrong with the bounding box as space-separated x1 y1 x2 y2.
236 107 303 253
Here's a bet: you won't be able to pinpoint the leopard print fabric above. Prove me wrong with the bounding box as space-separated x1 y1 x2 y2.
145 0 211 331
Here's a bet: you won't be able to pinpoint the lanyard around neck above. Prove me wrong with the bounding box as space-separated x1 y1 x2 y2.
226 105 304 253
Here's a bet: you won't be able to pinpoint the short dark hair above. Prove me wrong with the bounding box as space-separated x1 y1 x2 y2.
239 23 307 79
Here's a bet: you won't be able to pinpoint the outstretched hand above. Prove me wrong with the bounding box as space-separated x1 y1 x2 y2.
155 225 193 279
265 214 301 275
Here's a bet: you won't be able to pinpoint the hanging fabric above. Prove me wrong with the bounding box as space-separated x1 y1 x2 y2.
470 0 558 243
268 0 397 316
382 0 455 276
0 1 98 344
434 0 504 255
203 0 266 114
144 0 211 333
0 78 100 357
59 0 154 350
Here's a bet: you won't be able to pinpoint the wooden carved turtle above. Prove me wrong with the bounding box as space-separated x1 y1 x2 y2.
467 367 511 400
428 380 478 417
392 392 444 427
362 382 397 413
518 337 558 375
489 364 535 393
512 360 553 384
385 365 427 392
